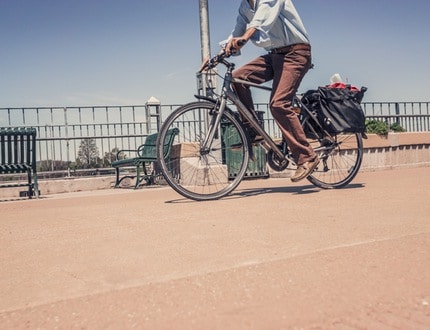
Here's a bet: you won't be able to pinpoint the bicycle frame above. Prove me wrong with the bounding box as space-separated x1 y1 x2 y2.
201 58 293 164
200 54 334 166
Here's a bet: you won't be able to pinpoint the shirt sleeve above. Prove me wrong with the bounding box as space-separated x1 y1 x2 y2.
248 0 283 34
231 6 248 37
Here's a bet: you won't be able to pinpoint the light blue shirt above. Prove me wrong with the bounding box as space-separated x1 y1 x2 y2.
231 0 310 50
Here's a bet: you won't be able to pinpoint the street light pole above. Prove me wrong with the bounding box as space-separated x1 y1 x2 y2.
198 0 211 96
199 0 211 61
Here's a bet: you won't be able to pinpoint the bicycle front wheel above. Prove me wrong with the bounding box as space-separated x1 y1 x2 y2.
157 101 250 201
307 132 363 188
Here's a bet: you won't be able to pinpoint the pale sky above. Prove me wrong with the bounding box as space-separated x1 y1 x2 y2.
1 0 430 107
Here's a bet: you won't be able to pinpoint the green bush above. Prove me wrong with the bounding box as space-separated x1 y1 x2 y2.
366 120 389 135
390 122 406 133
365 120 406 135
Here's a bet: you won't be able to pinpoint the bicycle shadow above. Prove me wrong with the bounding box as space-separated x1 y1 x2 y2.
234 183 364 198
234 184 321 197
165 183 365 203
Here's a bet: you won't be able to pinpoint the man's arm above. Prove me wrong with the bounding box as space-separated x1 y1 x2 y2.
225 27 257 56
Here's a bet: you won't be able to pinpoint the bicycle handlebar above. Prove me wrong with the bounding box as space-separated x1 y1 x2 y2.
198 51 228 73
199 39 246 73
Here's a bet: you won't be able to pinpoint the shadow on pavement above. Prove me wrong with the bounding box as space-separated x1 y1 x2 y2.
237 182 365 197
164 183 365 203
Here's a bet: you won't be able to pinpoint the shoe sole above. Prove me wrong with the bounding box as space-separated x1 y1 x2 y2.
290 158 320 183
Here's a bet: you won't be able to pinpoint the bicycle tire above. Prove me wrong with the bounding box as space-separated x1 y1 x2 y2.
307 132 363 189
157 101 250 201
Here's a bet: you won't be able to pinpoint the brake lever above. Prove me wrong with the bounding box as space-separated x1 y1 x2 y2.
198 39 245 73
198 50 227 73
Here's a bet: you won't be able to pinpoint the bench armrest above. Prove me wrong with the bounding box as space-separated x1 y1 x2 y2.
115 148 140 160
137 143 156 158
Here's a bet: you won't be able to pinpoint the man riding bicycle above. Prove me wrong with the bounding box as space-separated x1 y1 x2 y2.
223 0 319 182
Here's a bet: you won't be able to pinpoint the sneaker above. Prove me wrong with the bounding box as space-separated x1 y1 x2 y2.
290 157 320 182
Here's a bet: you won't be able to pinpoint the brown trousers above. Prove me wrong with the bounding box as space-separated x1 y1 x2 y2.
232 43 316 165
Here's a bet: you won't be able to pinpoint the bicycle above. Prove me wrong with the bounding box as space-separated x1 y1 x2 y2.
156 50 364 201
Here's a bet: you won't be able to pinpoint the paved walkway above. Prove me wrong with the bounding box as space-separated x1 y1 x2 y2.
1 167 429 329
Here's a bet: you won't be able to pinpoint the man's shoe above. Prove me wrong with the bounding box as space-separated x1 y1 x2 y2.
291 157 320 182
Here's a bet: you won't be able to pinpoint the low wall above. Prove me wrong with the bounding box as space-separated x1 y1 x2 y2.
0 132 429 199
361 132 430 171
0 176 115 200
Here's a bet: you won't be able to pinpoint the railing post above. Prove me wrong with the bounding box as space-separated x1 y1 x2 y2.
145 97 161 133
64 107 71 177
395 102 400 126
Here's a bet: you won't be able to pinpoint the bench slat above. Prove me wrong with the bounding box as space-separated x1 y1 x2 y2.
0 164 31 173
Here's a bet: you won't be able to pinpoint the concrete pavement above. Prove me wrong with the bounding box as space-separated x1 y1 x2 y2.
1 167 429 329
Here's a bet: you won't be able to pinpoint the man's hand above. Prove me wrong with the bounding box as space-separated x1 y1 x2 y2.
224 28 256 56
225 38 246 57
199 56 210 73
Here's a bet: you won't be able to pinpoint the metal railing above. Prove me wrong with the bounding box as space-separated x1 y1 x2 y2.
0 105 163 172
362 102 430 132
1 101 429 174
254 101 430 137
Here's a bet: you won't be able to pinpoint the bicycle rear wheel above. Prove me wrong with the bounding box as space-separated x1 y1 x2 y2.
157 101 250 201
307 132 363 188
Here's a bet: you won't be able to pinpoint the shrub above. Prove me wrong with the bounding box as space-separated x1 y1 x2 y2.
366 120 389 135
390 122 406 133
365 120 406 135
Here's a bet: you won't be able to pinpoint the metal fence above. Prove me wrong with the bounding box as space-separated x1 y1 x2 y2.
0 104 165 172
0 101 429 173
362 102 430 132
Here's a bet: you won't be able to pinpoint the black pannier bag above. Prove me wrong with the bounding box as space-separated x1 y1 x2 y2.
302 85 367 135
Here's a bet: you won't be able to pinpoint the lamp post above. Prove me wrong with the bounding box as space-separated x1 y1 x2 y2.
198 0 212 96
199 0 211 62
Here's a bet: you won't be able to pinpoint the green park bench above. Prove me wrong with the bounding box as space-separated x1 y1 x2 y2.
0 127 39 198
112 128 179 189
